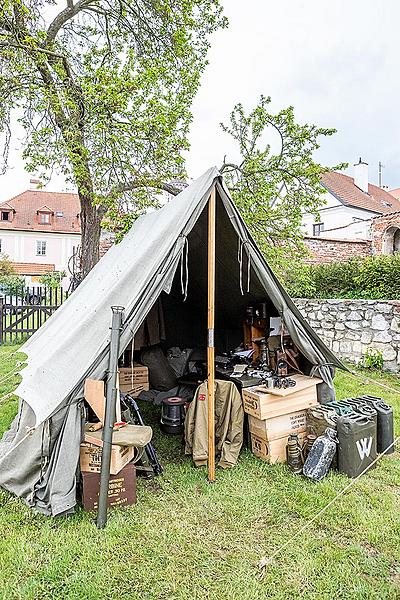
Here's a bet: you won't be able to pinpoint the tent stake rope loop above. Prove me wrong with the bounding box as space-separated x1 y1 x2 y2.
258 435 399 577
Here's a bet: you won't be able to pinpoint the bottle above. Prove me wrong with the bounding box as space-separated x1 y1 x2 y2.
287 434 303 474
303 434 317 461
303 428 338 481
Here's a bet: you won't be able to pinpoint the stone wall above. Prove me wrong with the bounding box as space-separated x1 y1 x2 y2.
294 298 400 371
303 236 372 264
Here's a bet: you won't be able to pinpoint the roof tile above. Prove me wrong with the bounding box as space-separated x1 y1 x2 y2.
321 172 400 214
0 190 81 233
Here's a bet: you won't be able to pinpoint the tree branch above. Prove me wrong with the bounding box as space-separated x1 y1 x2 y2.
113 178 183 197
47 0 96 42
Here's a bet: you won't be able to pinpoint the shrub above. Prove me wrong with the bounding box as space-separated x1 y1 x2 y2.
364 348 384 370
312 258 362 298
0 274 25 295
355 254 400 300
287 254 400 300
39 271 66 288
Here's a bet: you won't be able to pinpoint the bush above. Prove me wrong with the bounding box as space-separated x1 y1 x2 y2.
39 271 66 288
355 254 400 300
312 258 362 298
0 275 25 295
364 348 384 370
285 254 400 300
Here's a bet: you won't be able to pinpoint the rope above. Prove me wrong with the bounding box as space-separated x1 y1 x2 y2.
180 236 189 301
0 363 23 387
0 392 15 405
0 426 36 462
258 436 399 576
348 368 400 395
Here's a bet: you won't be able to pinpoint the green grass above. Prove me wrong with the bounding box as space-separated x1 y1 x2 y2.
0 346 399 599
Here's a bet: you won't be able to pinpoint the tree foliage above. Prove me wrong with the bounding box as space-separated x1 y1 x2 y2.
0 0 226 275
39 270 67 288
220 96 345 271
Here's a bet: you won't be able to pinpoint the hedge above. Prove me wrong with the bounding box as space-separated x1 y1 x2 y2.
284 254 400 300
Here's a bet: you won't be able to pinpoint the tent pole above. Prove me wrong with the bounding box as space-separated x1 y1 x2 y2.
96 305 124 529
207 186 216 483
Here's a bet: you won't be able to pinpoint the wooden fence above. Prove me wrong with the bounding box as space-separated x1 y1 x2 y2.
0 286 69 344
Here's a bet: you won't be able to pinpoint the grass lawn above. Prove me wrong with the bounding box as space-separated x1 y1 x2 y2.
0 345 399 599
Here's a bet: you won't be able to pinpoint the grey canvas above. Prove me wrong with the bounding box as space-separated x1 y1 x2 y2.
0 167 345 515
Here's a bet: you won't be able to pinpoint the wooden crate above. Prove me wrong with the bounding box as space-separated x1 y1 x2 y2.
119 365 148 385
248 409 307 442
119 381 150 394
80 442 135 475
81 463 136 511
250 431 306 464
242 375 321 420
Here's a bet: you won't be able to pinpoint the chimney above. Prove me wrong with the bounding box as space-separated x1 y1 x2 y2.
29 178 42 190
353 158 369 193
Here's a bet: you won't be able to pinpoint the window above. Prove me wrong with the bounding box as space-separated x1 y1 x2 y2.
313 223 324 236
1 211 10 221
36 241 47 256
56 211 64 217
40 213 51 224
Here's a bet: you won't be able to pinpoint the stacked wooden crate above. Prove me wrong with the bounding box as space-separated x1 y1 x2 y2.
80 378 137 510
242 374 321 464
119 364 149 395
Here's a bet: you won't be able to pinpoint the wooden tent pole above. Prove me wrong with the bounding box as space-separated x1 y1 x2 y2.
207 186 216 482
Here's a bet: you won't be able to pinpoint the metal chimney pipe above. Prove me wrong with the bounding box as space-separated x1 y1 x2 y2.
96 305 124 529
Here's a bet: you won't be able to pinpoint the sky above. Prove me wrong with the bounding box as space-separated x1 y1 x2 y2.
1 0 400 200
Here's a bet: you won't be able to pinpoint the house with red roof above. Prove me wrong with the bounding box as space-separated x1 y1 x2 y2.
302 159 400 263
0 186 81 286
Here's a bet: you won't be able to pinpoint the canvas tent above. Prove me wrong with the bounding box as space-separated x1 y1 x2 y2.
0 167 345 515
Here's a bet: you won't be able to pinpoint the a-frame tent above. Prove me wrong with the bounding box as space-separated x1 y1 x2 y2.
0 167 345 515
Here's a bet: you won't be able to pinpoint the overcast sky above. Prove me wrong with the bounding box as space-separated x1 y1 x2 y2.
1 0 399 200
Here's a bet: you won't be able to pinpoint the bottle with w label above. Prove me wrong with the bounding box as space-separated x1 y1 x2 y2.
337 414 377 478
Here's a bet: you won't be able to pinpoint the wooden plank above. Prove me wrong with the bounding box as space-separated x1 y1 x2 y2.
84 379 106 423
207 185 216 483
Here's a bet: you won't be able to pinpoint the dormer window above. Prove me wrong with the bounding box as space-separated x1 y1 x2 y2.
40 213 51 224
0 203 15 222
37 205 53 225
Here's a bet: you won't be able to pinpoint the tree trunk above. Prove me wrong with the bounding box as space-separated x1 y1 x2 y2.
79 191 102 278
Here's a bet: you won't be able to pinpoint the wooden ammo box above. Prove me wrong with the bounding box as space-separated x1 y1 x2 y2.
250 431 307 464
80 442 135 475
119 365 149 393
248 409 307 442
242 375 321 420
81 462 136 511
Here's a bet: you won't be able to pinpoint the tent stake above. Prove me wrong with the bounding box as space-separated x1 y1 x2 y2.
207 186 216 483
96 305 124 529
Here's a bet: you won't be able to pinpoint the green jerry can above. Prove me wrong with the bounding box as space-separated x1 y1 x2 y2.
358 396 395 455
306 405 338 438
326 400 354 417
337 414 377 478
342 398 378 438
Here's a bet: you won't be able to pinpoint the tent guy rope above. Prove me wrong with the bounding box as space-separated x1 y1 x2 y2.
257 435 399 576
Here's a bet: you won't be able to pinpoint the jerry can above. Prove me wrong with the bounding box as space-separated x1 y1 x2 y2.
303 427 338 481
326 400 354 417
337 414 377 478
307 405 338 438
342 398 378 433
358 396 394 455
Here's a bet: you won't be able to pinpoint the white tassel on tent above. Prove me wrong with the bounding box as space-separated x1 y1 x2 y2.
180 235 189 301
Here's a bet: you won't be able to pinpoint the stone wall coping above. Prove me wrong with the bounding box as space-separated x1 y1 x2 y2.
303 236 370 244
294 298 400 306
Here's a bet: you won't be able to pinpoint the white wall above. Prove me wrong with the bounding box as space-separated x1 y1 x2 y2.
0 230 81 281
302 191 376 240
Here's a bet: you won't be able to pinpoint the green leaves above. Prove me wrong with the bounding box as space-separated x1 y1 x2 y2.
220 96 346 277
0 1 226 268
